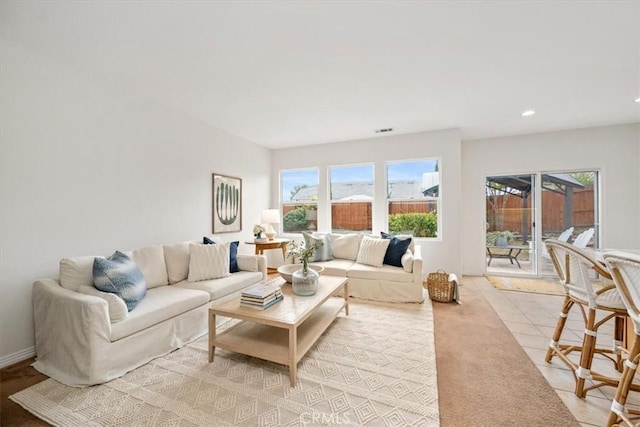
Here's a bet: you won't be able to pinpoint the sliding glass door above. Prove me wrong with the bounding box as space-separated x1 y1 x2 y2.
485 174 536 276
485 170 599 278
539 171 599 276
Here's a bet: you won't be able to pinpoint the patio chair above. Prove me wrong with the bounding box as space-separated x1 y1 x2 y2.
603 251 640 427
541 227 574 262
544 239 627 398
573 228 595 249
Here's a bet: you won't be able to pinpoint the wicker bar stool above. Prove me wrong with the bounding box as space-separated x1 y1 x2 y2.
603 251 640 427
544 239 627 398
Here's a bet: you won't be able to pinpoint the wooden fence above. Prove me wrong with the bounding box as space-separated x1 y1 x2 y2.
486 187 594 235
388 200 438 214
283 201 437 231
331 203 372 231
285 189 593 236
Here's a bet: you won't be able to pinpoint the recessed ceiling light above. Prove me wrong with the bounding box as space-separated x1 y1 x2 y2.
635 97 640 103
521 110 536 117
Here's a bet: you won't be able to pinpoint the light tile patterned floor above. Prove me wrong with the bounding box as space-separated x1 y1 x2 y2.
466 275 640 427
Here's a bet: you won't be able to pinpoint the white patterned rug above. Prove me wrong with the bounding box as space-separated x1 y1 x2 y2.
11 299 439 426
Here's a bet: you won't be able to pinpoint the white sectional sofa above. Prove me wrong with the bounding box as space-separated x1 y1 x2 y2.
32 240 267 387
304 233 424 303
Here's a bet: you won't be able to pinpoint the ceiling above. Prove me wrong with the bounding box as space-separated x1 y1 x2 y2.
1 1 639 149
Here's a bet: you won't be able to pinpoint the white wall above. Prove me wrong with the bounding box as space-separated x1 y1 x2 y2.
271 129 463 277
0 39 271 366
461 123 640 275
2 36 638 370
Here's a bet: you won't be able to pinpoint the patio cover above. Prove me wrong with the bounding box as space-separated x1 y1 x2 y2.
486 173 584 241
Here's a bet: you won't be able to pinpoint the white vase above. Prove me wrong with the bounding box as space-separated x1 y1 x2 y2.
292 264 319 296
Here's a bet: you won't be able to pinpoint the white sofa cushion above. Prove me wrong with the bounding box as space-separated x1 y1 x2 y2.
356 236 390 268
59 255 103 291
77 285 129 323
60 253 147 317
175 271 264 300
131 245 169 289
188 243 230 282
401 249 414 273
347 263 413 283
163 241 191 284
236 254 259 272
110 286 210 341
331 233 362 260
311 259 355 277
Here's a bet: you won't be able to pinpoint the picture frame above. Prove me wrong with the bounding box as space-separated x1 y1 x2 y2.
212 173 242 233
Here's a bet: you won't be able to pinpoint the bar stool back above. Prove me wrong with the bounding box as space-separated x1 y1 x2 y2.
545 239 627 398
603 251 640 427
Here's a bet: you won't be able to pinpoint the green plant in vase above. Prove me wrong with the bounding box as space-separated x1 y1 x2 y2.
285 240 323 296
487 230 514 247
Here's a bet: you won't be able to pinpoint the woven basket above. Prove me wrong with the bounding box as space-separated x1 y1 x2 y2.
426 269 454 303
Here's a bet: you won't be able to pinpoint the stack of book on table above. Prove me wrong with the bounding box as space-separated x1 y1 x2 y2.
240 282 284 309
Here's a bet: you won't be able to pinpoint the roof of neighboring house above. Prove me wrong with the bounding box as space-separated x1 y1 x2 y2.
290 180 428 202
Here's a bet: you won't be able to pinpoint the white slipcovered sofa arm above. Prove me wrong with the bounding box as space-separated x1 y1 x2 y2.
32 279 112 386
237 254 268 282
412 245 424 284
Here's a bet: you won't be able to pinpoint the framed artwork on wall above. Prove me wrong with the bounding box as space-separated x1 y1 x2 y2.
212 173 242 233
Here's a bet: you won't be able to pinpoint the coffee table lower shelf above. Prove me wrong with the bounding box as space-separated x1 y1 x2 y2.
209 298 345 386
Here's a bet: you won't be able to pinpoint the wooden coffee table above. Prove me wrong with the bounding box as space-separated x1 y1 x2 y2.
208 276 349 386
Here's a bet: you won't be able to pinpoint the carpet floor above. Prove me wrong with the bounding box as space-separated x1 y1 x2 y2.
9 299 438 426
432 283 579 426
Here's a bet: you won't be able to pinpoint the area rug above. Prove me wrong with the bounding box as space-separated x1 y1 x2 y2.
486 275 565 295
433 279 579 426
10 299 439 426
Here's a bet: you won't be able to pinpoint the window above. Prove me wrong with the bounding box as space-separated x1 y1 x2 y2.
281 169 319 233
386 159 440 238
329 164 374 234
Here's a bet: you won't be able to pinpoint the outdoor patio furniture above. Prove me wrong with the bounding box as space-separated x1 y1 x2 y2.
573 228 595 249
486 244 529 268
541 226 574 262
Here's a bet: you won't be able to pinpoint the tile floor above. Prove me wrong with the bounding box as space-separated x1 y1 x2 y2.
466 275 640 426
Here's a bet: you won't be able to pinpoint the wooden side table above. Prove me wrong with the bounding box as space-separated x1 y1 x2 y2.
245 238 290 273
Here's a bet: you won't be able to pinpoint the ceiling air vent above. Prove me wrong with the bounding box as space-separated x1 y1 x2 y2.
375 127 394 134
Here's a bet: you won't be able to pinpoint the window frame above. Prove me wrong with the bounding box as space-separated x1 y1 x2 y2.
385 158 442 240
328 163 375 234
280 167 320 234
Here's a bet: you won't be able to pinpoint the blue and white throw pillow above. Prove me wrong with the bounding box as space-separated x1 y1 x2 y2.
381 232 412 267
303 232 333 262
93 251 146 311
203 237 239 273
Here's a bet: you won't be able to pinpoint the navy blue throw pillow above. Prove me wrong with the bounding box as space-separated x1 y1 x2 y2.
380 232 412 267
203 237 239 273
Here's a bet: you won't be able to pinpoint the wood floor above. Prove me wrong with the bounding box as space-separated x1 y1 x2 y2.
1 357 48 426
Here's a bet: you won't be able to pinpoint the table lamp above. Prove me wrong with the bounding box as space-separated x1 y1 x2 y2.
262 209 280 240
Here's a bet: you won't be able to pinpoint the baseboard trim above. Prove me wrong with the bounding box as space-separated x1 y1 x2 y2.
0 347 35 369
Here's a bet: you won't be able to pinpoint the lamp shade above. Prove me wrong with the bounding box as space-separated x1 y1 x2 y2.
261 209 281 224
